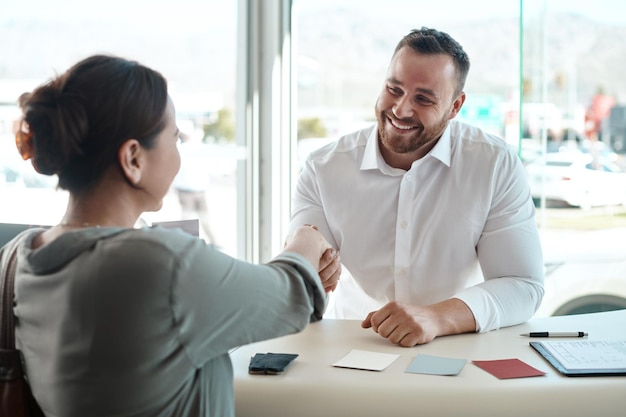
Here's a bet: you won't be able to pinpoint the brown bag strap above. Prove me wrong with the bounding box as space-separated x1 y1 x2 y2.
1 237 23 350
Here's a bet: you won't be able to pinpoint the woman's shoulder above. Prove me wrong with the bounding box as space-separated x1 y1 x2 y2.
107 226 204 258
23 226 207 276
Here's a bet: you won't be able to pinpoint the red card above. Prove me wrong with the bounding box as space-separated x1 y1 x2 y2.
472 358 546 379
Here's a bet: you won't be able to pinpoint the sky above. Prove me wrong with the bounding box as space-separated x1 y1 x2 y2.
295 0 626 25
4 0 626 26
1 0 235 28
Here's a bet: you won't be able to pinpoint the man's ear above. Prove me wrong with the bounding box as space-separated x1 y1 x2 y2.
448 91 466 120
118 139 144 187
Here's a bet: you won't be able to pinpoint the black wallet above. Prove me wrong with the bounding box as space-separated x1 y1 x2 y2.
248 353 299 375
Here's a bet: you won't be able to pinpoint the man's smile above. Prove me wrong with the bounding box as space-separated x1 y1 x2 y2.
387 115 418 131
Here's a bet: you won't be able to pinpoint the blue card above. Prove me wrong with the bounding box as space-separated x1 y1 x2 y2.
405 354 467 376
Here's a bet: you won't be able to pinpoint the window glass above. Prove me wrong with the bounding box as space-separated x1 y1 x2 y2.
294 0 626 316
522 0 626 315
294 0 520 156
0 0 241 255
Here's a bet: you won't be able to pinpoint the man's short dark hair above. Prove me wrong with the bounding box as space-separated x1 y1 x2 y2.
394 27 470 95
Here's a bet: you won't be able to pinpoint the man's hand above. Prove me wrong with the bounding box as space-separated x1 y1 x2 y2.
361 299 476 347
283 225 340 292
318 248 341 292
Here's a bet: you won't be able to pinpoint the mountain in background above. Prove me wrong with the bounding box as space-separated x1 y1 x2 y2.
1 9 625 112
296 9 626 111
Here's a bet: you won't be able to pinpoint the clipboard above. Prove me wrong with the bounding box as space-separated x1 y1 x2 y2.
530 340 626 377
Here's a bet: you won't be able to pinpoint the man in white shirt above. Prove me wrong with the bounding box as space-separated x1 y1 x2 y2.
288 27 544 346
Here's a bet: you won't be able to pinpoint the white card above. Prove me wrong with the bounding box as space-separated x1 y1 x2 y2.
332 349 400 371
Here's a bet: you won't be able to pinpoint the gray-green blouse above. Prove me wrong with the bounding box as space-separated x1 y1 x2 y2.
2 226 326 417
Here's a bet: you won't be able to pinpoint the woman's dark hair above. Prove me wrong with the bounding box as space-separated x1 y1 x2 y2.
22 55 168 193
394 27 470 96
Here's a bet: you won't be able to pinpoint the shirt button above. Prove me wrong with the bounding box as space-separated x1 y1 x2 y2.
401 220 408 229
405 175 412 181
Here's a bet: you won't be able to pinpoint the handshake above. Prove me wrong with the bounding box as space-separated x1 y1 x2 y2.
284 224 341 293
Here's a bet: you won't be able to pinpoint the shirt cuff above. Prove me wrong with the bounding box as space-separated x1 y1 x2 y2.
453 286 501 333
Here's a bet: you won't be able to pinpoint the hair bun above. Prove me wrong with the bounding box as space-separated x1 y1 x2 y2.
24 78 88 176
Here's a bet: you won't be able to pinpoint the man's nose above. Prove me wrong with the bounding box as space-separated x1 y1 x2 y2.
392 96 414 119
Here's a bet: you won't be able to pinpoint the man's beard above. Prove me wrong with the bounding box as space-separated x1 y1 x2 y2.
376 110 448 155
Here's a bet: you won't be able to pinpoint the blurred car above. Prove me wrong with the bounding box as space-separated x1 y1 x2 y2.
525 150 626 210
578 139 618 162
0 137 67 225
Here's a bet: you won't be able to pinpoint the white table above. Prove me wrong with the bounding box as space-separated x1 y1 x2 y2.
230 309 626 417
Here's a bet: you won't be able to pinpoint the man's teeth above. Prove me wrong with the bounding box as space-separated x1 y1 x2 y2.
390 119 415 130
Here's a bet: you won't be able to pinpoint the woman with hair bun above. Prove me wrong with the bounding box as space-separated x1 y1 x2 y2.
1 54 341 417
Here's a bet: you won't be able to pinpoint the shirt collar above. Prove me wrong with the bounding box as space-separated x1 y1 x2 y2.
430 123 452 167
361 122 453 173
361 125 382 170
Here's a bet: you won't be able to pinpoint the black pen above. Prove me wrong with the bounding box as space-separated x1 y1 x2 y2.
520 331 588 338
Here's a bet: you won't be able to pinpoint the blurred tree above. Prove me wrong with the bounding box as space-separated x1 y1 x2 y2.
204 108 235 142
298 117 327 139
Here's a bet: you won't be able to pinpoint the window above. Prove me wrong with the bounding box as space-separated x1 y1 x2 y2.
293 0 626 316
522 0 626 315
3 1 626 316
0 0 242 256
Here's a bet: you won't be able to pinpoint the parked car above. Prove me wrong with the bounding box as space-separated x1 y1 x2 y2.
525 150 626 209
578 139 618 162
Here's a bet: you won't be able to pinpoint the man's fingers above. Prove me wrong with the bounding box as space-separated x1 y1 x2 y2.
319 247 337 269
319 251 341 292
361 311 374 328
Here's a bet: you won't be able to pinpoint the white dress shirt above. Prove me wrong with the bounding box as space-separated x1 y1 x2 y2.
289 120 544 332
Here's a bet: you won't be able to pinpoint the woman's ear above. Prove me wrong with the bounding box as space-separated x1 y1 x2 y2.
118 139 144 187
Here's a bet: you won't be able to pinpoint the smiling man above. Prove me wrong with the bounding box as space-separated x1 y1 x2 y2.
288 27 544 347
